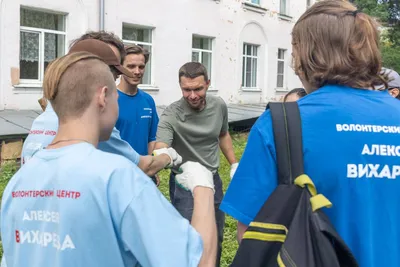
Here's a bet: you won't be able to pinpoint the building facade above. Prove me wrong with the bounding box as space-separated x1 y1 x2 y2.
0 0 312 110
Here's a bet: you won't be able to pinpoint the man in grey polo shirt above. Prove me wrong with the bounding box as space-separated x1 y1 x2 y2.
155 62 238 267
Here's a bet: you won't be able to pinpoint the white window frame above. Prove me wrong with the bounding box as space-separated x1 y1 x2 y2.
242 43 259 90
122 25 154 86
19 9 67 85
247 0 260 5
280 0 288 15
191 36 214 84
276 48 286 89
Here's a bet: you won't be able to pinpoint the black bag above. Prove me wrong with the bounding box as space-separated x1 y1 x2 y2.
230 102 358 267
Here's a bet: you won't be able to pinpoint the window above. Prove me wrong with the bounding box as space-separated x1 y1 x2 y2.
192 36 213 80
280 0 287 15
242 44 259 89
307 0 312 8
122 25 153 85
277 49 286 88
247 0 260 4
19 8 66 83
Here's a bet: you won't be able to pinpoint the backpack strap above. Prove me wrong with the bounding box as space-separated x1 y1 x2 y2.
267 102 304 185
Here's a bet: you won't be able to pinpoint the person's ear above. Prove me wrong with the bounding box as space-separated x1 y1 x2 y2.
389 88 400 98
206 79 211 90
98 86 108 111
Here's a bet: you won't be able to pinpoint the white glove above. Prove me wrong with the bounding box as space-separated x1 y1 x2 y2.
175 162 214 194
152 148 182 168
230 163 239 180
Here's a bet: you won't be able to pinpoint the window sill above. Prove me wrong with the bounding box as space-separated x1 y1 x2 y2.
278 14 293 21
14 83 43 88
140 85 160 92
275 88 289 92
242 87 262 92
242 2 268 15
208 86 218 92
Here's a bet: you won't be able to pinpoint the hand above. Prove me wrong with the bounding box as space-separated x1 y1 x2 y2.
154 174 160 187
152 148 182 168
175 162 214 194
230 163 239 180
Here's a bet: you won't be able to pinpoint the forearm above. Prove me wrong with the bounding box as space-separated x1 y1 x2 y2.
191 187 217 267
237 221 248 244
154 141 169 150
219 133 237 164
148 141 156 155
138 154 170 177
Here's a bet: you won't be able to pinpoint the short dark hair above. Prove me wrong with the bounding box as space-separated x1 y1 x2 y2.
283 88 307 102
70 31 126 64
179 62 209 82
124 44 150 64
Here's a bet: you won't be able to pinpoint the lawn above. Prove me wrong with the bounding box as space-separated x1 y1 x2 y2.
0 133 248 266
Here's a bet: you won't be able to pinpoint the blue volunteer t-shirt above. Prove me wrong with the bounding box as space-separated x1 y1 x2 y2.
21 103 140 166
116 89 159 156
221 85 400 267
1 143 202 267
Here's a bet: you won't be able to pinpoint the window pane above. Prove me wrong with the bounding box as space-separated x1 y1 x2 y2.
251 0 260 4
243 44 246 55
280 0 287 14
193 36 212 50
246 57 252 87
242 56 246 87
202 52 212 80
138 44 152 84
252 58 257 87
277 61 284 74
246 45 252 56
20 8 65 31
253 46 258 56
44 33 65 71
278 49 285 59
122 26 152 43
20 31 40 80
192 51 200 62
277 75 284 88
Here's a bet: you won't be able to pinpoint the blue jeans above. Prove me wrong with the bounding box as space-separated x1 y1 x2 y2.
170 172 225 267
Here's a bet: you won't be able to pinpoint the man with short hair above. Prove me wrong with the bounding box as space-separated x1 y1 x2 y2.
21 32 180 177
155 62 238 267
116 45 159 183
1 51 217 267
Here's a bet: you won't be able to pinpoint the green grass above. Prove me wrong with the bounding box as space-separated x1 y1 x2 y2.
0 133 248 266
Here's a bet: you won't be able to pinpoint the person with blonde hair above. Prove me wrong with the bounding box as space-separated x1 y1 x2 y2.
1 52 217 267
221 1 400 266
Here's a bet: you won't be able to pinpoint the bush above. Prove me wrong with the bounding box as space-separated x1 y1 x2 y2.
381 45 400 73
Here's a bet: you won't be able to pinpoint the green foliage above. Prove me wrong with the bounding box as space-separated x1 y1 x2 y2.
350 0 400 71
0 135 249 266
0 162 18 204
381 44 400 72
351 0 390 22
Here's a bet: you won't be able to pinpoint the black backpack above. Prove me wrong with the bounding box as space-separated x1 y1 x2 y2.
230 102 358 267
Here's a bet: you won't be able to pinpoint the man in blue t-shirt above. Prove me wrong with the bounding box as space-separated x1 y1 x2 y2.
221 2 400 266
2 49 217 267
116 44 158 157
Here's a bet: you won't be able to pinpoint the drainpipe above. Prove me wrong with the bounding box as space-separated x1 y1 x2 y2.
100 0 105 31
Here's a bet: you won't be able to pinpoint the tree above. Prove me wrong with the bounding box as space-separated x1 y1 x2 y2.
350 0 400 71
